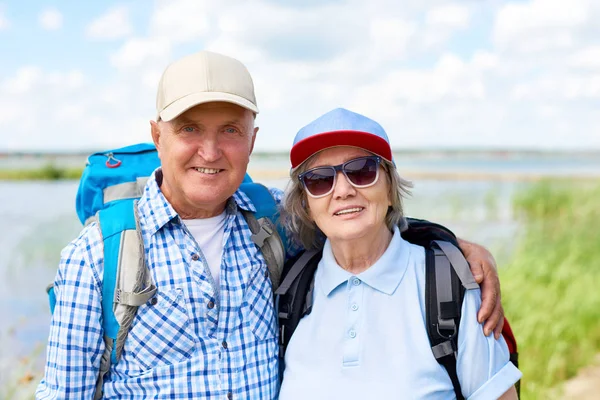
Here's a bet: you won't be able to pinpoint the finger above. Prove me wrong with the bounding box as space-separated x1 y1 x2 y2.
483 299 503 337
477 277 498 325
468 260 484 283
493 311 505 340
485 301 504 339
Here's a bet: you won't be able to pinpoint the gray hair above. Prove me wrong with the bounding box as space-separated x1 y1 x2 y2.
281 157 413 250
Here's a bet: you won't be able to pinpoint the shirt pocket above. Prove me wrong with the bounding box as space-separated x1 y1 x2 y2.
245 267 277 341
125 287 196 371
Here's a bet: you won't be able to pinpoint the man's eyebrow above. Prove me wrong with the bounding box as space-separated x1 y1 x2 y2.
223 119 251 129
172 116 202 127
222 119 243 125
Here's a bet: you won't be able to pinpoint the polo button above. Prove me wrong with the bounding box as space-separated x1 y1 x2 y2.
222 340 228 349
351 303 359 311
191 253 200 261
150 297 158 306
349 330 357 338
207 301 215 309
352 278 361 286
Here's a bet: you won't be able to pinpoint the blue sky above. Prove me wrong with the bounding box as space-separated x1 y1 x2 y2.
0 0 599 152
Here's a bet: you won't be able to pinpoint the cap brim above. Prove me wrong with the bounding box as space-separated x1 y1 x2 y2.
159 92 259 121
290 130 393 169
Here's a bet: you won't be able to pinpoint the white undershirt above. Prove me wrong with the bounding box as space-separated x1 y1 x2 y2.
183 211 227 288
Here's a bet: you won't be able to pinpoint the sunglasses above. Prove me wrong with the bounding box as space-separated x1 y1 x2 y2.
298 156 382 198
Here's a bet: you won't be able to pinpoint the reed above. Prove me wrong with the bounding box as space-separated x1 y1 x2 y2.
501 180 600 399
0 164 83 180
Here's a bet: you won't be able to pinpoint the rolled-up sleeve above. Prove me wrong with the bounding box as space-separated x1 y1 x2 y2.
456 288 522 400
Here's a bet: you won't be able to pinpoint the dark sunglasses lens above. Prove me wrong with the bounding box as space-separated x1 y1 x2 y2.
344 158 378 186
303 168 335 196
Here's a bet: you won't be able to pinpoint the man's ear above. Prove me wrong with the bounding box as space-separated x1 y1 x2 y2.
150 120 161 157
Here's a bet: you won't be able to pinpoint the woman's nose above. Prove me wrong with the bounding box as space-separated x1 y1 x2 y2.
332 171 356 199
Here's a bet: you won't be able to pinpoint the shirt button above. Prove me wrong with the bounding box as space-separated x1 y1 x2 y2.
149 297 158 306
349 330 357 338
351 303 359 311
191 253 200 261
352 278 361 286
207 301 215 309
227 392 233 400
222 340 228 349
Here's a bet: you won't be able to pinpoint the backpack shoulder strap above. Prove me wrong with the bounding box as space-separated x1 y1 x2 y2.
94 200 156 400
276 249 322 360
239 182 288 291
425 240 479 400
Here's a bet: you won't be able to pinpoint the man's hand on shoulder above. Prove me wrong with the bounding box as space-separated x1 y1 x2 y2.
457 238 504 339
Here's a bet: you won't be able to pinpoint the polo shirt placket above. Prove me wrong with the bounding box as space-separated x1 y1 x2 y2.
343 276 364 367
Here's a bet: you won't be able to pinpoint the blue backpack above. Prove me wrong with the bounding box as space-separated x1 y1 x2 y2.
46 143 287 399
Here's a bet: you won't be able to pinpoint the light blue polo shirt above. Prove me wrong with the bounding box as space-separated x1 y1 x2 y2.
279 226 521 400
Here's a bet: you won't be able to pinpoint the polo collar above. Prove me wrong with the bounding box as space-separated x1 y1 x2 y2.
319 226 411 296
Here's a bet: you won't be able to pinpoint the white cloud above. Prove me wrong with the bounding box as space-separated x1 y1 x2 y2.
110 37 172 70
39 8 63 31
2 66 42 94
426 4 470 29
150 0 211 43
86 6 133 40
369 18 416 62
493 0 591 52
0 8 8 30
419 3 472 49
568 46 600 69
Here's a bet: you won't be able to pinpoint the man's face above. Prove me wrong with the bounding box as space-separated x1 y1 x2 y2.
151 102 258 219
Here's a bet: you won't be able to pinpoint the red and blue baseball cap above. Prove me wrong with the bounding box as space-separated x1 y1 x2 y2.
290 108 393 169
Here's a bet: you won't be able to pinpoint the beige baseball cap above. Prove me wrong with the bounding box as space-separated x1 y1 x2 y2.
156 51 259 121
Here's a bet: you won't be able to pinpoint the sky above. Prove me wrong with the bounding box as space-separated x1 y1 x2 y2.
0 0 599 152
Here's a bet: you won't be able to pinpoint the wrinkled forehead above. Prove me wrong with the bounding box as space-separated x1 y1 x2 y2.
163 102 256 126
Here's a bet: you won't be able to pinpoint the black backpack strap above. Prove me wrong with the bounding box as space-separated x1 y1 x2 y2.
425 242 467 400
276 249 322 361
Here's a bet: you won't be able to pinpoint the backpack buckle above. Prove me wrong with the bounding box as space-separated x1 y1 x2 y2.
436 320 457 340
251 225 273 247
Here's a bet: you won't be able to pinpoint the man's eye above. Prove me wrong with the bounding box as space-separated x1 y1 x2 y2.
225 127 238 134
182 126 195 132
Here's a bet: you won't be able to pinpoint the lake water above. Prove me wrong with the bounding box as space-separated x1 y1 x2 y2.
1 153 599 391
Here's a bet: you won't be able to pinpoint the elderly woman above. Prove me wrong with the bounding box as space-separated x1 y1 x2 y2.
278 108 521 399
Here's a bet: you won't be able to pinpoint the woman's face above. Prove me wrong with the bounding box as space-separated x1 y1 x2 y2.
304 146 392 245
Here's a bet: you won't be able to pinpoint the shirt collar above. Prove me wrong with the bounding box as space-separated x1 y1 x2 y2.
319 226 411 296
138 168 256 235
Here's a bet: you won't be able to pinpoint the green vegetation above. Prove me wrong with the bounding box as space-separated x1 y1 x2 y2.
0 164 83 180
501 180 600 399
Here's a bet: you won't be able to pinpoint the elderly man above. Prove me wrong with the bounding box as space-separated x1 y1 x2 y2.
36 51 504 399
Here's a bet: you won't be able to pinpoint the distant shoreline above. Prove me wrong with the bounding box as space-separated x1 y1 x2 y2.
1 166 599 182
247 168 600 182
2 148 600 159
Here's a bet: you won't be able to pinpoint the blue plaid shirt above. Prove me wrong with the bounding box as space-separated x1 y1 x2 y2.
37 172 295 399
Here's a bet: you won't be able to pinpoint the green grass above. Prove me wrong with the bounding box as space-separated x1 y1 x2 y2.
0 164 83 180
501 180 600 399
